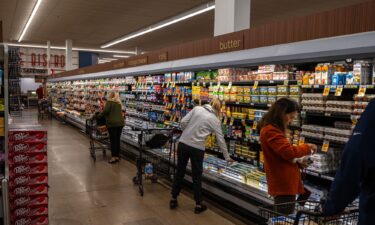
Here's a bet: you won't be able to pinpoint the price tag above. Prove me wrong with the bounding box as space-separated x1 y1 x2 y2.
322 140 330 153
162 82 165 87
252 121 258 130
166 81 170 88
173 82 176 88
217 82 221 88
253 81 259 90
223 117 228 125
203 82 206 86
298 137 305 145
269 80 274 84
241 119 246 127
197 82 200 87
210 82 213 87
323 86 330 96
335 85 343 96
284 80 289 85
199 99 202 106
358 85 366 97
230 118 234 126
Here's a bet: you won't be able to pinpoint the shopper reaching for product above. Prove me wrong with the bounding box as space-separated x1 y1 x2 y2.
170 98 234 214
95 91 124 164
259 98 317 215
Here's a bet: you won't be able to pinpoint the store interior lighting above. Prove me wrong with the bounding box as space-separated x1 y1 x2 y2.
7 42 137 54
113 54 131 58
101 2 215 48
18 0 43 42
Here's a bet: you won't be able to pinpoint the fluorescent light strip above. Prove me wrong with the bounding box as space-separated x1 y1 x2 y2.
18 0 43 42
113 54 130 58
101 2 215 48
6 43 137 54
100 58 118 61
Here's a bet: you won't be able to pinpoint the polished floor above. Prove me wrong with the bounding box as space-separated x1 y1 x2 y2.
12 110 247 225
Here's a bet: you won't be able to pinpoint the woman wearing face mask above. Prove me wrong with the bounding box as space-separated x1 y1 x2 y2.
169 98 234 214
259 98 317 215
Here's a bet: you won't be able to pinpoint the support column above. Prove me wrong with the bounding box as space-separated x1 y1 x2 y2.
214 0 250 36
47 40 51 75
65 39 73 71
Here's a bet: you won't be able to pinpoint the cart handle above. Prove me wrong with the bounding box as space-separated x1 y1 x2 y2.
293 208 359 225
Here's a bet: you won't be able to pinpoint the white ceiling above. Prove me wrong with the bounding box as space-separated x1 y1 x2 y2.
0 0 370 53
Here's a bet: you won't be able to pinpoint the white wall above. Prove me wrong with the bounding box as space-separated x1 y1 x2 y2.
20 78 41 93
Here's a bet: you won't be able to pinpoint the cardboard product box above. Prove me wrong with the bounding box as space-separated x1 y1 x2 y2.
8 141 47 156
8 130 47 142
11 205 48 222
10 184 48 199
10 163 48 177
11 215 48 225
10 174 48 188
11 195 48 210
9 153 47 166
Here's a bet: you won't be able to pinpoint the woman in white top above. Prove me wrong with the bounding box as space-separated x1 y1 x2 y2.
170 98 233 214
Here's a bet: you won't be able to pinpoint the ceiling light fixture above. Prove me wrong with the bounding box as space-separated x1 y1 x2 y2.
6 42 137 54
113 54 131 58
101 1 215 48
18 0 43 42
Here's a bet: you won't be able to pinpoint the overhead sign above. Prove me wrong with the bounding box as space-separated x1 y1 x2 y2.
19 47 79 76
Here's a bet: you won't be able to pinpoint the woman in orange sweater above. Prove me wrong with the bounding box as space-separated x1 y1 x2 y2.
259 98 317 214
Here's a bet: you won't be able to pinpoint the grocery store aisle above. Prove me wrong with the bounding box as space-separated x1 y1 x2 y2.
15 109 247 225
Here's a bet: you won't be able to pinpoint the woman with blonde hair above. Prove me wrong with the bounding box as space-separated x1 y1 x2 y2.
170 98 234 214
96 91 124 163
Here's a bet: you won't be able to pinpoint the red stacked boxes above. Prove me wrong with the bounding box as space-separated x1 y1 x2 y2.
9 127 48 225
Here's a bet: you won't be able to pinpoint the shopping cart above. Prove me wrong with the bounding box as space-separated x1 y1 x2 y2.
259 200 359 225
38 99 52 119
86 117 109 162
131 126 177 196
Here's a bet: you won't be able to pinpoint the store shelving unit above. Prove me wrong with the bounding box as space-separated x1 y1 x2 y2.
47 32 375 220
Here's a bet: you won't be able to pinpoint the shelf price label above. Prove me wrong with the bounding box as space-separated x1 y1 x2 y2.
335 85 343 96
210 82 213 87
323 86 330 96
253 81 259 90
358 85 367 97
252 121 258 130
197 82 200 87
298 137 305 146
228 82 232 89
241 119 246 127
199 99 202 106
217 82 221 88
322 140 330 153
203 81 206 87
284 80 289 85
162 82 165 87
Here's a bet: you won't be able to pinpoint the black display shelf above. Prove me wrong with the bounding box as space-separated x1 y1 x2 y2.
301 84 375 89
304 170 335 181
225 102 270 108
303 111 351 120
194 80 298 86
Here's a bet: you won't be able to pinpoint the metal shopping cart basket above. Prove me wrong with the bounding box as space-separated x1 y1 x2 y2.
131 127 177 196
259 200 359 225
86 117 109 162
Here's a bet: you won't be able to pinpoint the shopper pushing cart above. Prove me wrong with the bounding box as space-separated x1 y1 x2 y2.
94 91 124 164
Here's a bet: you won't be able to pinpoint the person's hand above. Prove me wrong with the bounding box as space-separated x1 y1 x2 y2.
307 143 317 154
226 158 236 165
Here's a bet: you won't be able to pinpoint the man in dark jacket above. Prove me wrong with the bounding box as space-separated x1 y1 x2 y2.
324 99 375 224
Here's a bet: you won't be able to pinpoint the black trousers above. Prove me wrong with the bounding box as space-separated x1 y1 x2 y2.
107 126 123 157
171 142 205 204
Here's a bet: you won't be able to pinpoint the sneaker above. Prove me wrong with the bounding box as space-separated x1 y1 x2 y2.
170 199 178 209
194 204 207 214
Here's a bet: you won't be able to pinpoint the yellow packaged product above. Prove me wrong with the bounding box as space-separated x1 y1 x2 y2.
230 94 237 102
230 86 238 94
237 95 244 103
244 96 251 103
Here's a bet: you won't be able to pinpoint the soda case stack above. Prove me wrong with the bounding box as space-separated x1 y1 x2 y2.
8 125 48 225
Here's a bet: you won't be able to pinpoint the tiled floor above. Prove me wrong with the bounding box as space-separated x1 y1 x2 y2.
12 110 247 225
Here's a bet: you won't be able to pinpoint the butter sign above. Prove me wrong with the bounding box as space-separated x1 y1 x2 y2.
219 39 242 51
127 57 148 67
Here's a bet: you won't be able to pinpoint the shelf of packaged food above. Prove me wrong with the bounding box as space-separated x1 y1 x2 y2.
136 81 193 86
193 80 298 86
302 111 352 120
225 102 271 108
224 135 260 144
302 136 346 147
303 170 335 181
301 84 375 89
